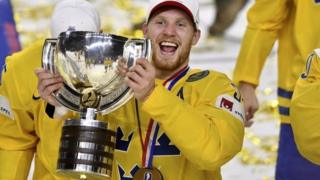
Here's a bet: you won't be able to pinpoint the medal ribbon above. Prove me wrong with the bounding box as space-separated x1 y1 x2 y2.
141 65 190 168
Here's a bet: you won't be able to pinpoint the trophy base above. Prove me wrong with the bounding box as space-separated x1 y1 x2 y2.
57 119 115 179
57 168 111 180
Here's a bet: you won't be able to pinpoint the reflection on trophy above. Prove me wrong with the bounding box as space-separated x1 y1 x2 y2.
42 31 151 179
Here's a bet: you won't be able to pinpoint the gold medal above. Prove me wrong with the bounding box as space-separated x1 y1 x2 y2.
133 167 164 180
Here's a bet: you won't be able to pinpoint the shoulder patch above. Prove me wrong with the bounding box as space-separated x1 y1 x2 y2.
215 94 244 123
0 96 14 120
186 70 209 82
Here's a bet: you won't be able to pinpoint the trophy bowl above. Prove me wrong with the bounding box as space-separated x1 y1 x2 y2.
42 31 151 179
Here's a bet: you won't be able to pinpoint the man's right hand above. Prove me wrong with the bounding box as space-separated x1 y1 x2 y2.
238 82 259 127
35 68 63 106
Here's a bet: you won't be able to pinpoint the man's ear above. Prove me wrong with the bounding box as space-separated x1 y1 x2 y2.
142 23 148 37
192 29 201 45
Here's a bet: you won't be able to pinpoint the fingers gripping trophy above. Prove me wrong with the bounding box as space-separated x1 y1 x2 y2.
42 30 151 180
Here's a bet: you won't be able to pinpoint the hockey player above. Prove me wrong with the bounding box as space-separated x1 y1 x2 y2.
36 0 245 179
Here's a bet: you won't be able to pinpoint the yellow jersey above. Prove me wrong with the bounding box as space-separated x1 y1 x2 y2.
291 49 320 165
233 0 320 123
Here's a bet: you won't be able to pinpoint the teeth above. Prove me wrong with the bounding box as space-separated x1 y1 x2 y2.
160 41 177 47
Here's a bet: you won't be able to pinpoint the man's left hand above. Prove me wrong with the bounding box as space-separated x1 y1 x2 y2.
125 58 156 101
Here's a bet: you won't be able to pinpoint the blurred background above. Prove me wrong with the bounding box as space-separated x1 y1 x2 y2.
1 0 279 179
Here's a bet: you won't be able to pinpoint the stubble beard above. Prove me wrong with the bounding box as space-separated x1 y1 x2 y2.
152 41 192 76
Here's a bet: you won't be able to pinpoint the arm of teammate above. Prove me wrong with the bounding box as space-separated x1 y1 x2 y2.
233 0 292 122
238 82 258 126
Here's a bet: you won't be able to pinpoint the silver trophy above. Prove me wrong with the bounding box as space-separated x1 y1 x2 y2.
42 31 151 179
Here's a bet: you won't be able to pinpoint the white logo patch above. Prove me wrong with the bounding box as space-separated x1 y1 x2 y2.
215 94 244 123
0 96 14 120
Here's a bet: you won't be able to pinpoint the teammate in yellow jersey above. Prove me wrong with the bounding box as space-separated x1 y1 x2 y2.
36 0 245 179
233 0 320 179
291 49 320 166
0 0 100 179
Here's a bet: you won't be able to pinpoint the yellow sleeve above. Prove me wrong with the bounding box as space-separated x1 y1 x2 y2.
233 0 292 85
142 71 245 170
0 150 34 179
0 76 36 179
0 43 42 178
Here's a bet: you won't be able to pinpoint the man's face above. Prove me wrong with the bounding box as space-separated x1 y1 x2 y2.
143 8 200 76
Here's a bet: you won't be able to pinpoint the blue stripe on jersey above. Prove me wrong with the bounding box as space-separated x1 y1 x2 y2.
276 124 320 179
279 106 290 116
278 88 293 99
168 67 189 90
315 0 320 4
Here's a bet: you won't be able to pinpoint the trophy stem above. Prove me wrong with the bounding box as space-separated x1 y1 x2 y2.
80 108 97 120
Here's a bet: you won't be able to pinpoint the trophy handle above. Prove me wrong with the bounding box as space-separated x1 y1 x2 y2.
141 38 152 61
42 38 57 73
123 38 152 68
41 38 82 112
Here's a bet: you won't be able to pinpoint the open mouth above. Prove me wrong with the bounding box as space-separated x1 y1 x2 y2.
159 41 178 54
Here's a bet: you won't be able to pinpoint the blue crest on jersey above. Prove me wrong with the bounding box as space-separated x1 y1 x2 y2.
118 164 139 180
115 127 180 155
116 127 134 151
154 133 180 156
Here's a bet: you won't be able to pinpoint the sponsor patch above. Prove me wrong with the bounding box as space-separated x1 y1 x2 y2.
0 96 14 120
215 94 244 122
186 70 209 82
